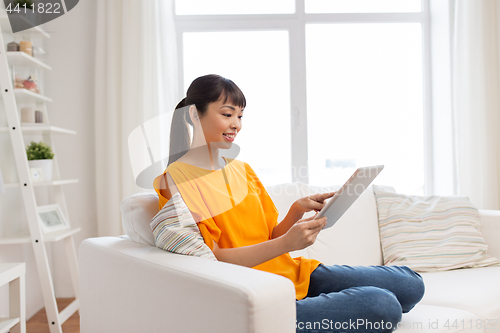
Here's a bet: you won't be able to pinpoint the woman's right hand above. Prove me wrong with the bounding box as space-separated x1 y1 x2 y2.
282 214 328 252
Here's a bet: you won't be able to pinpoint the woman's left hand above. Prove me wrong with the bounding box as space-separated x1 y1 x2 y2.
294 191 337 214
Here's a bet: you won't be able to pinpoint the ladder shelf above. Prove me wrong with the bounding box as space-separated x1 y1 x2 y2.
13 88 52 103
3 179 79 188
6 51 51 70
0 227 81 245
0 9 80 333
0 124 77 135
0 317 20 333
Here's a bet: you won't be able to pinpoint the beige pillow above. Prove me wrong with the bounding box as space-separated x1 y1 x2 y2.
150 192 217 261
373 185 500 272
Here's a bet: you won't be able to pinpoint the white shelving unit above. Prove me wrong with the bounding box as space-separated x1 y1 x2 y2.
0 263 25 333
6 51 51 69
12 88 53 103
2 179 79 189
0 123 77 135
0 9 80 333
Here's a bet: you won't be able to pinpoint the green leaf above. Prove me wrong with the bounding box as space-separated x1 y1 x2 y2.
25 141 54 160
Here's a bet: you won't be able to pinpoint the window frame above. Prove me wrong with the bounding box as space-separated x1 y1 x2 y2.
173 0 433 193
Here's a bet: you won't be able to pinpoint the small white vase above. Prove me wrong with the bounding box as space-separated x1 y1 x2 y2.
28 159 53 181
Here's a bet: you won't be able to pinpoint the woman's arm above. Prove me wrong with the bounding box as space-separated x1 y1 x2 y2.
213 214 326 268
270 202 304 239
211 238 288 268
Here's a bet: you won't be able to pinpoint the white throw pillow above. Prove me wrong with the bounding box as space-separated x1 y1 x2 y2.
120 192 158 246
373 185 500 272
150 192 217 261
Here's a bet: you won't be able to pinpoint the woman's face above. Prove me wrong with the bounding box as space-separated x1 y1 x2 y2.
193 97 244 148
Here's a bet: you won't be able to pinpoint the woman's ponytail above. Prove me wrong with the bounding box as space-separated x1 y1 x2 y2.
167 97 192 166
176 97 187 109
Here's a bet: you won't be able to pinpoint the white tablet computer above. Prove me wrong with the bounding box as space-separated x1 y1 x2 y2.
314 165 384 229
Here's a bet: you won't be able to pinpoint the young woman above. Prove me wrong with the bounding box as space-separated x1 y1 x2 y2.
153 74 425 333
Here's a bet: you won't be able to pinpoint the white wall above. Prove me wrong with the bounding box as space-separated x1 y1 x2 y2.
0 0 97 320
43 0 97 299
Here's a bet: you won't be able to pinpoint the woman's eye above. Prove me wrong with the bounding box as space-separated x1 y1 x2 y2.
239 116 243 119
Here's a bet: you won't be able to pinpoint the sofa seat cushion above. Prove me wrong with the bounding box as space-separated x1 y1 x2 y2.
397 304 482 333
298 184 384 266
419 267 500 322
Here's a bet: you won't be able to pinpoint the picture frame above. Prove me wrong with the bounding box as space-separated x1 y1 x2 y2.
37 204 70 234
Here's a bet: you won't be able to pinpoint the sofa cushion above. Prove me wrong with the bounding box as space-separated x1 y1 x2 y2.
150 192 216 260
419 266 500 323
120 192 158 246
373 185 500 272
397 304 482 333
298 183 384 266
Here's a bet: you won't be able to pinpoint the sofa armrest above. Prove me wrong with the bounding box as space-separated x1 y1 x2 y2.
479 210 500 259
79 236 296 333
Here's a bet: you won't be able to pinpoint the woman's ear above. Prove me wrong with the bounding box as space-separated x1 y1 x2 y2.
189 105 199 122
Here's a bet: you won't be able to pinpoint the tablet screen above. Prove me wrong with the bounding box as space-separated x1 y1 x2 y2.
314 165 384 229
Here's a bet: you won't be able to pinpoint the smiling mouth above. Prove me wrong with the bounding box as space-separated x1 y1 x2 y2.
223 133 235 141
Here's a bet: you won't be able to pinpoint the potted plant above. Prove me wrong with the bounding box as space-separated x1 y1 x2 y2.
26 141 54 181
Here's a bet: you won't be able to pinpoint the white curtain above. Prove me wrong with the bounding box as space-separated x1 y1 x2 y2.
94 0 178 236
452 0 500 210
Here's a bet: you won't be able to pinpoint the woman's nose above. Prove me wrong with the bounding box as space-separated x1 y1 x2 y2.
232 120 241 131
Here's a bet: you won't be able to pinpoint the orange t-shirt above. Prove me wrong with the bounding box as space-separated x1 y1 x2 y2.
153 157 321 300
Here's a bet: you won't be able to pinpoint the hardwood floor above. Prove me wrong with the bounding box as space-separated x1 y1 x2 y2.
25 298 79 333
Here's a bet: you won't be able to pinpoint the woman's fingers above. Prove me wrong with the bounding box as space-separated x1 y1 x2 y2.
306 216 327 230
311 219 327 236
310 192 336 205
311 201 324 211
317 191 336 199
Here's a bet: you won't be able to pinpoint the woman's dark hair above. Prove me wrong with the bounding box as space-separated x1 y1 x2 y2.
167 74 246 166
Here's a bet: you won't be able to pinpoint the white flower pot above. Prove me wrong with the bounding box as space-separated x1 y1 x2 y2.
28 159 53 181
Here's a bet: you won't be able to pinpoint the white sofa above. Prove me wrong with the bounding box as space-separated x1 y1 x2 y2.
79 182 500 333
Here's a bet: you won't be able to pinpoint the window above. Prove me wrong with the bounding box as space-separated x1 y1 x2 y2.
173 0 430 194
183 31 292 185
305 0 421 13
176 0 295 15
306 23 424 194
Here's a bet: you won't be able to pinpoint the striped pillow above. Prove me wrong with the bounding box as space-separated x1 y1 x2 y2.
150 192 217 261
373 185 500 272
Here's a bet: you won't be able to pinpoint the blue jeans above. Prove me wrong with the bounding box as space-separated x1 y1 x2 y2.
295 264 425 333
